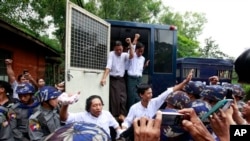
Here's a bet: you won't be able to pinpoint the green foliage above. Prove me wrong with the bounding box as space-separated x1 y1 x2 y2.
98 0 162 22
243 85 250 101
0 0 63 52
177 34 200 58
199 37 230 59
0 0 229 60
159 7 207 58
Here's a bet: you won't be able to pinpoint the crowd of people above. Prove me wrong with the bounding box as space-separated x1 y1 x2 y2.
0 35 250 141
128 48 250 141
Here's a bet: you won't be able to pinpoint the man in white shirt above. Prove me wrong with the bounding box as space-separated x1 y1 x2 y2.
121 69 193 130
60 95 121 138
126 40 149 110
5 59 37 100
100 40 134 120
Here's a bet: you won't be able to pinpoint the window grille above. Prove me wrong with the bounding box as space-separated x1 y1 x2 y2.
70 8 109 70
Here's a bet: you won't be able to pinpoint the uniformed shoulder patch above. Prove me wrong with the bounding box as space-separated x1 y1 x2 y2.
7 111 16 120
29 119 40 131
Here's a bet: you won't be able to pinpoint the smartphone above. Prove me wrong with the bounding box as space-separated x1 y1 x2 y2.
201 99 233 121
23 69 29 74
226 89 233 99
161 111 185 126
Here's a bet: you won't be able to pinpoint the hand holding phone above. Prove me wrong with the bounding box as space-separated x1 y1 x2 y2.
160 109 185 126
201 99 233 121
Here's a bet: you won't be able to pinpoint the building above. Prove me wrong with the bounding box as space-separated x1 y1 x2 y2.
0 18 63 85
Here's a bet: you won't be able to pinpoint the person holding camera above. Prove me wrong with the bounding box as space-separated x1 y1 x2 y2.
5 59 37 99
133 108 229 141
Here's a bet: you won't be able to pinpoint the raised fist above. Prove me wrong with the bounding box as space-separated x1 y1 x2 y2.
5 59 13 65
125 38 131 44
135 33 140 39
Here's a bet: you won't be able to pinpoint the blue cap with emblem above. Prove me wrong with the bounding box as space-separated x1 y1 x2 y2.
16 82 35 94
38 86 62 102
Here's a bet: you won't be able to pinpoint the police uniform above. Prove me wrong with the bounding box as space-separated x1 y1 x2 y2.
200 85 227 105
9 100 40 140
28 86 62 141
9 82 40 141
161 90 191 141
28 107 61 141
0 106 14 141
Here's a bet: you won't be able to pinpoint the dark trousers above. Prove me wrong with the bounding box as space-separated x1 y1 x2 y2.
126 76 142 110
110 76 127 117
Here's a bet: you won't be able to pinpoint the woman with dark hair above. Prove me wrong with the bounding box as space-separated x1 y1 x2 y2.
0 80 15 141
59 95 122 139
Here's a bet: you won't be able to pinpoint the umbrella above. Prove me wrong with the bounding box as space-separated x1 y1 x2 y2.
44 122 111 141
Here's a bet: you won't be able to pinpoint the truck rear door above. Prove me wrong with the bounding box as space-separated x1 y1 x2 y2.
65 1 110 112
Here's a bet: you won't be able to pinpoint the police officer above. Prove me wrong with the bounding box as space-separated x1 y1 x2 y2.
166 90 191 110
9 82 40 141
0 80 15 141
183 81 211 120
161 90 191 141
28 86 62 141
200 85 227 106
0 107 14 141
183 81 205 101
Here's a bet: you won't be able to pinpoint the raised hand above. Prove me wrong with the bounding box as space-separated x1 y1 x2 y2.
5 59 13 65
58 92 80 105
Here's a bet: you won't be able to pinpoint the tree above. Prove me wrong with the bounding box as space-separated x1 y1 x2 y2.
97 0 162 23
199 37 230 59
0 0 164 48
159 7 207 58
177 34 200 57
0 0 64 51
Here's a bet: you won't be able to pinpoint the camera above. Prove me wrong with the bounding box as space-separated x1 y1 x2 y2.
23 69 29 74
161 111 184 126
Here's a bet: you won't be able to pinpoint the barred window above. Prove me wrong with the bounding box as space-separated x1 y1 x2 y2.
70 8 109 70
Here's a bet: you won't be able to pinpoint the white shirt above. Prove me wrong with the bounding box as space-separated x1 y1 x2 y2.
11 80 18 99
106 51 129 77
66 110 119 135
127 53 145 77
122 88 173 128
